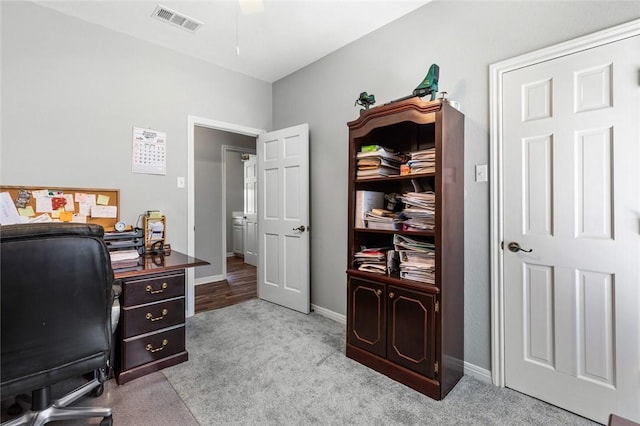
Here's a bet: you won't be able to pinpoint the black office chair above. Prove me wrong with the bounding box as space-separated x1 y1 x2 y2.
1 223 115 426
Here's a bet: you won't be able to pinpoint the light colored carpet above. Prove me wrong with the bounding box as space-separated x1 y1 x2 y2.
162 299 598 425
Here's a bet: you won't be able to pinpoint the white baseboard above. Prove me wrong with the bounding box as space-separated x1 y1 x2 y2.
226 252 234 257
463 361 492 384
311 304 346 325
195 274 224 286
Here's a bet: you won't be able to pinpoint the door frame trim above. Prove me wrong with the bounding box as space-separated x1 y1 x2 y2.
221 145 256 277
187 115 264 317
489 18 640 387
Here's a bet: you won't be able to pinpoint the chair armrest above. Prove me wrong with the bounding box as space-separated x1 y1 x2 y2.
112 281 122 301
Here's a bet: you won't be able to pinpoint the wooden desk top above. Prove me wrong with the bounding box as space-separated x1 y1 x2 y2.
113 250 208 279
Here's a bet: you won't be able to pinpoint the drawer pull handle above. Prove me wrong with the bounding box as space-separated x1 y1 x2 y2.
146 282 168 294
146 339 168 353
145 309 168 322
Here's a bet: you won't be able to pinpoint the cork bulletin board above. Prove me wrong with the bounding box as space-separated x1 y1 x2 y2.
0 185 120 230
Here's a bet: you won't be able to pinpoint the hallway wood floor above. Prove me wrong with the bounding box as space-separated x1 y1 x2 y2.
194 256 257 314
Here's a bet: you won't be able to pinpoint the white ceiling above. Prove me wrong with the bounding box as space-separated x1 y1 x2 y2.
34 0 431 83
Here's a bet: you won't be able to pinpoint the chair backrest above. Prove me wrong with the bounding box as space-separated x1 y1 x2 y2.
1 223 114 398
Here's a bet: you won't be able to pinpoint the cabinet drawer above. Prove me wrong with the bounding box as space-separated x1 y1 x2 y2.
122 298 185 339
122 272 184 306
122 325 185 370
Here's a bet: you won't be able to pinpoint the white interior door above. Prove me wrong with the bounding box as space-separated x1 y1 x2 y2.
502 35 639 423
243 154 258 266
257 124 310 313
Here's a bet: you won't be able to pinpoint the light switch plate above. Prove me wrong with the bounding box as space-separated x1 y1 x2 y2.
475 164 488 182
177 176 185 188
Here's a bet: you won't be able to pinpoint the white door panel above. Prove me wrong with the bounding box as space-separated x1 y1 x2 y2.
257 124 310 313
503 35 639 423
244 154 258 266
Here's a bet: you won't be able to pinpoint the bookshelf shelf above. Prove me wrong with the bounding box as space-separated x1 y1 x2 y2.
353 228 436 237
346 268 440 294
355 171 436 184
346 98 464 400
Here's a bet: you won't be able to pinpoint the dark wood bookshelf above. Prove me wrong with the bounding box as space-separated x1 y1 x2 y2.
346 98 464 401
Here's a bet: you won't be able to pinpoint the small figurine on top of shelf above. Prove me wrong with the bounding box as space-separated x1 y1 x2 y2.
387 63 440 105
355 92 376 114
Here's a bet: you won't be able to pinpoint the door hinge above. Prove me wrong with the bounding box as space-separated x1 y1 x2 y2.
435 301 439 313
500 241 504 250
434 361 439 375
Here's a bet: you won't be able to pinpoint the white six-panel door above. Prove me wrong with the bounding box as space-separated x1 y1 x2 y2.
257 124 310 313
502 35 639 423
243 154 258 267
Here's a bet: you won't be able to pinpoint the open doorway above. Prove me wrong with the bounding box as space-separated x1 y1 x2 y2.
186 116 264 317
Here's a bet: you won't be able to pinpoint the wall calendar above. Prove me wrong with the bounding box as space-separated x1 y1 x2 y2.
132 127 166 175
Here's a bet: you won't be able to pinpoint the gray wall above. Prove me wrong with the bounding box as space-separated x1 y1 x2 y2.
194 127 255 279
1 1 272 254
273 1 640 371
2 0 639 375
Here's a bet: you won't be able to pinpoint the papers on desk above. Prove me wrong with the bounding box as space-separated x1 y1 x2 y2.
110 249 142 272
110 250 140 262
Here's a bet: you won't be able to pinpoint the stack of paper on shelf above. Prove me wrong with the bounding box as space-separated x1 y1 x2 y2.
393 234 436 284
393 234 434 252
399 191 435 231
365 208 401 230
356 146 403 178
353 247 389 275
407 148 436 174
354 190 385 228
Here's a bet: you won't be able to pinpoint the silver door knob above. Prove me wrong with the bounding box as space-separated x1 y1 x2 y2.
507 242 533 253
293 226 306 232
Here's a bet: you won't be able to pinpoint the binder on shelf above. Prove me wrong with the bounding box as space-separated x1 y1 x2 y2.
354 190 384 228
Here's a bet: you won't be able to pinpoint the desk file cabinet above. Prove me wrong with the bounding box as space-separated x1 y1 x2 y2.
116 270 188 384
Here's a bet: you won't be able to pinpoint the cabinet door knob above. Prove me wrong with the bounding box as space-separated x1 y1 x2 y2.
376 289 382 296
389 292 395 299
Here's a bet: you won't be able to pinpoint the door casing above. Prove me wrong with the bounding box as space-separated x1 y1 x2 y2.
489 18 640 387
187 115 264 317
222 145 256 270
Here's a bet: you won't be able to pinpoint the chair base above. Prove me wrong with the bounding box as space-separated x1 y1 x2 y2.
1 376 112 426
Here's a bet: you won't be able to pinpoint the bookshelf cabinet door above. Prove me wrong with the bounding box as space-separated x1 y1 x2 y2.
347 277 386 357
386 285 436 378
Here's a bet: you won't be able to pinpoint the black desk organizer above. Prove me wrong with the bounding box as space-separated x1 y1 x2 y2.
103 228 145 255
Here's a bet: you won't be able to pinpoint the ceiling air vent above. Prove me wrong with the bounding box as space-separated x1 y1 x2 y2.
151 4 203 33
